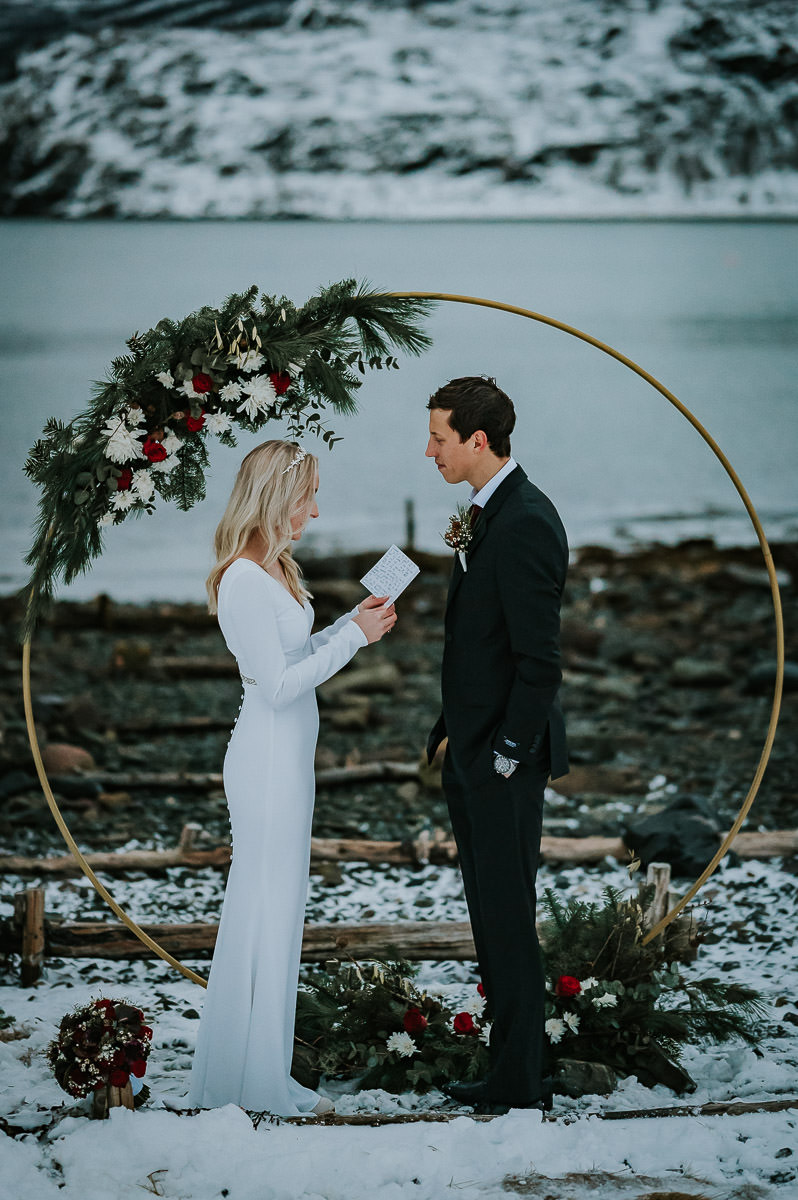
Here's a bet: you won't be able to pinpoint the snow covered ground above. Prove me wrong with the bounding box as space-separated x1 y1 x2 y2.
1 852 797 1197
2 0 798 218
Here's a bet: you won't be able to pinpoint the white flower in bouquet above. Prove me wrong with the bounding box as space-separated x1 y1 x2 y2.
220 381 242 404
126 405 147 428
98 511 116 527
545 1018 566 1044
479 1021 492 1045
593 991 618 1008
179 380 197 400
464 995 486 1017
385 1032 417 1058
110 489 136 512
161 428 183 455
152 453 180 474
580 977 599 992
243 374 277 408
563 1011 580 1033
234 350 266 374
131 469 155 503
204 411 233 435
102 417 145 465
156 370 175 389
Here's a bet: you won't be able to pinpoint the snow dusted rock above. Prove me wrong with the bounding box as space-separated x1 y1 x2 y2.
1 0 797 218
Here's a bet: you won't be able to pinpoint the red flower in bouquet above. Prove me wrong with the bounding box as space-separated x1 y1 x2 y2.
270 372 291 396
116 467 133 491
403 1007 428 1034
477 982 486 998
185 409 205 432
453 1011 476 1035
130 1059 147 1078
140 1026 153 1041
555 975 581 998
142 437 167 463
191 373 213 394
109 1068 130 1088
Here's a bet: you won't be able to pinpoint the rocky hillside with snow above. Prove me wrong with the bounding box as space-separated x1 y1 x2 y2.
1 0 797 217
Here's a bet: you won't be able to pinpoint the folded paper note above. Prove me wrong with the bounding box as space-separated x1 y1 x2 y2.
360 544 420 605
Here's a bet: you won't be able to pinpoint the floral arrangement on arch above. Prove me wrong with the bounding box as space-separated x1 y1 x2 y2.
21 280 432 641
46 997 152 1103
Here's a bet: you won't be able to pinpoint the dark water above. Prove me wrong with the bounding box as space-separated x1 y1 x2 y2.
2 220 796 602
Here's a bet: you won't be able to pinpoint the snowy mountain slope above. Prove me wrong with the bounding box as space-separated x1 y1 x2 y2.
1 0 797 217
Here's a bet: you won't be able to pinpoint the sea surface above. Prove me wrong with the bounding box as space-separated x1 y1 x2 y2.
1 219 796 603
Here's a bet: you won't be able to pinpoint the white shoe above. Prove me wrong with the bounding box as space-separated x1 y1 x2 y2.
312 1096 335 1116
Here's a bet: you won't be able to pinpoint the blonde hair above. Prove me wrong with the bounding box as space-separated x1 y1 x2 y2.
206 440 318 613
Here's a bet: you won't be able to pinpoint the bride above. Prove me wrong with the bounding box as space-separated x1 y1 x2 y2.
187 439 396 1116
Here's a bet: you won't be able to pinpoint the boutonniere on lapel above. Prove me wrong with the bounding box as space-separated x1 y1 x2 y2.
442 502 478 572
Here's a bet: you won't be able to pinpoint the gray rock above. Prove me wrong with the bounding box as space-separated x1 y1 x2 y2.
553 1058 617 1098
668 657 733 687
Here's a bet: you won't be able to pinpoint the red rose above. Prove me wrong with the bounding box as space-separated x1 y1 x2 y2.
130 1059 147 1078
109 1068 129 1088
142 437 167 463
403 1008 428 1034
477 982 486 998
192 373 213 394
269 372 291 395
453 1011 475 1035
555 975 582 998
116 467 133 491
185 410 205 432
112 1049 127 1067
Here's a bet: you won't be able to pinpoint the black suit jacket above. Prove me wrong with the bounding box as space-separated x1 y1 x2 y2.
427 464 569 783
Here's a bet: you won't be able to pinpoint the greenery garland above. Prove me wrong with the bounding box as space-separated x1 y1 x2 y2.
21 280 433 641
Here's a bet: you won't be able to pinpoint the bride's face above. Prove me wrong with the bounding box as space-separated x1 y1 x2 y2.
290 471 320 540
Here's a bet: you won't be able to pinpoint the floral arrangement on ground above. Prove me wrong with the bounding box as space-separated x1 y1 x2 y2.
293 886 766 1098
21 279 432 641
47 996 152 1106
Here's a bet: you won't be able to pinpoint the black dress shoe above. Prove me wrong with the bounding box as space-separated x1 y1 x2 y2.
443 1078 554 1114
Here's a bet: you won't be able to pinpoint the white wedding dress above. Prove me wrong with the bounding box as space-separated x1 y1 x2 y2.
187 558 367 1114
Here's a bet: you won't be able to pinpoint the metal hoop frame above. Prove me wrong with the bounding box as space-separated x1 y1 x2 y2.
21 290 785 987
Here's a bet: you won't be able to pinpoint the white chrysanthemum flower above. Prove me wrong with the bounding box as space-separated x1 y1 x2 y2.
243 374 278 405
464 995 486 1017
563 1011 580 1033
98 511 116 527
236 394 261 421
102 417 144 465
151 453 180 474
131 469 155 503
580 977 599 992
205 411 232 435
179 379 196 400
593 991 618 1009
220 381 242 403
545 1018 565 1044
479 1021 492 1045
161 428 183 455
110 490 136 511
236 350 266 374
156 371 175 389
385 1031 417 1058
126 406 147 428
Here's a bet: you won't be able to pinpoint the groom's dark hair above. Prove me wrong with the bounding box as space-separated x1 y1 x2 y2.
427 376 515 457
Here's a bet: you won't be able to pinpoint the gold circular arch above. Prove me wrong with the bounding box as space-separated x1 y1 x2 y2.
21 291 785 986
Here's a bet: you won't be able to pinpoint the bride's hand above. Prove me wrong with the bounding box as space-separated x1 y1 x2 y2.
353 596 397 643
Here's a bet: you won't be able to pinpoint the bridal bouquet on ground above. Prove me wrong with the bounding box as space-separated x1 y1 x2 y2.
47 997 152 1104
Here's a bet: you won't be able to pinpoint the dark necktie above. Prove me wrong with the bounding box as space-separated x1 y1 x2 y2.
469 503 482 526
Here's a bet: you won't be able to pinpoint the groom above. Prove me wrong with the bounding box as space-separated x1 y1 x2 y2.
425 376 569 1114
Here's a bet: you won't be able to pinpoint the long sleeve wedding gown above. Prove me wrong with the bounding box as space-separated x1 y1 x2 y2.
187 557 367 1114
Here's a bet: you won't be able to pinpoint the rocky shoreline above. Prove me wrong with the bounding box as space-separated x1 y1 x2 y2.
1 540 795 867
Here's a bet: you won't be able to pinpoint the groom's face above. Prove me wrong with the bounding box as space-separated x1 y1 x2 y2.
426 408 475 485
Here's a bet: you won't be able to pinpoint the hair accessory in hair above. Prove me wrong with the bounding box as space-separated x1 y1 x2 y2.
281 445 308 475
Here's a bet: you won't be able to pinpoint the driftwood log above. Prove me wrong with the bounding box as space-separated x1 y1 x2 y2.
1 829 795 878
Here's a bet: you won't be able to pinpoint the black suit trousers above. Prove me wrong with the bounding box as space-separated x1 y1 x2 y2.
442 747 548 1103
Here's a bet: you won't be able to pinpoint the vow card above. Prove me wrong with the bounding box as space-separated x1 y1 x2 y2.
360 544 420 605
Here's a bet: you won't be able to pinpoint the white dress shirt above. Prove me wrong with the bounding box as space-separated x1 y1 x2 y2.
470 456 517 509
